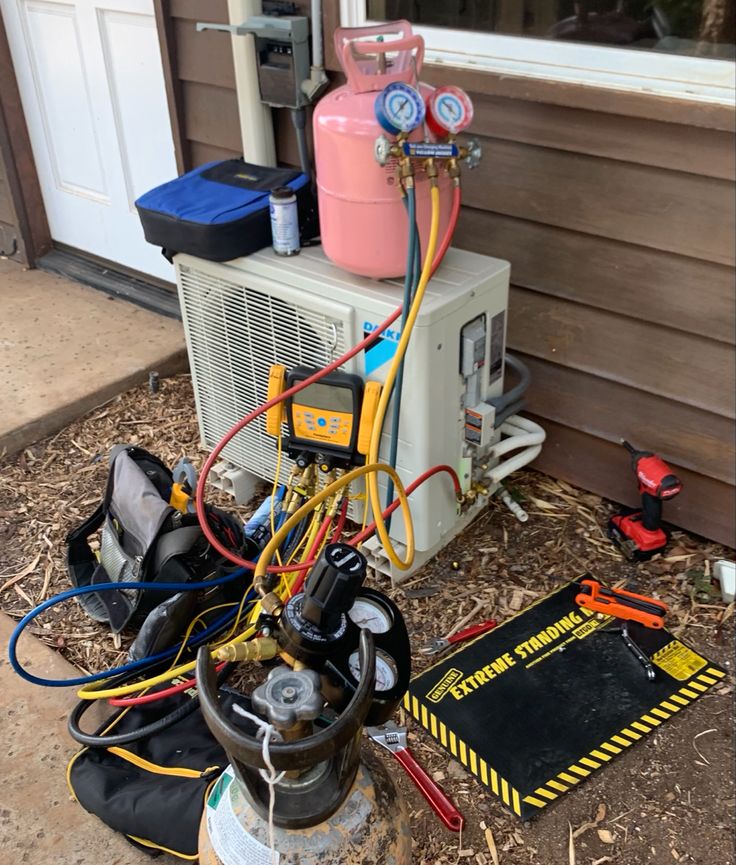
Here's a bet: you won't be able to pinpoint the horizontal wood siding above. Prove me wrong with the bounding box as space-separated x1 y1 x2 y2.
450 81 736 547
530 418 735 548
457 210 735 344
464 137 734 267
156 1 736 547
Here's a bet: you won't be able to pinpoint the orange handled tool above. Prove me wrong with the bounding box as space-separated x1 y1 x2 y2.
575 578 666 629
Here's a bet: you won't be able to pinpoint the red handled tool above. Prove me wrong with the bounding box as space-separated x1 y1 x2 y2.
609 440 682 561
366 721 464 832
575 578 667 629
419 619 498 656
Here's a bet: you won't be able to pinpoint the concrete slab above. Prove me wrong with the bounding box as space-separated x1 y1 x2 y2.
0 613 151 864
0 259 187 456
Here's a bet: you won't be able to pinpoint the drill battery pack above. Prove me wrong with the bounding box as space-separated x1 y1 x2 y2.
608 507 669 561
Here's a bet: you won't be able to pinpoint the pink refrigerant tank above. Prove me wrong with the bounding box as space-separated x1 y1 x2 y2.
313 21 452 279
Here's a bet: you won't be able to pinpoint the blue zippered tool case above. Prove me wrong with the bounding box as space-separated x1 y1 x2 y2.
136 159 317 262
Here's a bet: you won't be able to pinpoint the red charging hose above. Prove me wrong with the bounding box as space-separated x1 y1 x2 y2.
111 464 461 707
108 662 227 707
430 185 461 278
349 464 459 547
113 189 467 707
194 186 463 574
330 498 349 544
289 514 334 596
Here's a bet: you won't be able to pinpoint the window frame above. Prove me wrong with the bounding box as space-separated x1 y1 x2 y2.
339 0 736 104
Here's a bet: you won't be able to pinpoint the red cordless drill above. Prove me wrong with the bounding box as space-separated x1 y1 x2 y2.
608 441 682 561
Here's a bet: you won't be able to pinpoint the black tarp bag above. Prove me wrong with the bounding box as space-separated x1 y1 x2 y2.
67 689 250 859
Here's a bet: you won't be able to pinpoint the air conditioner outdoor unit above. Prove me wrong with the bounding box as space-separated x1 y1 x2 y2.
175 246 512 582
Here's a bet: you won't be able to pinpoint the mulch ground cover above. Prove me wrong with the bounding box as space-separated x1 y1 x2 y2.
1 374 733 865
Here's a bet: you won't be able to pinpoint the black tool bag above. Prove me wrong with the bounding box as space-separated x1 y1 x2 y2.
67 690 250 860
66 445 243 657
135 159 318 262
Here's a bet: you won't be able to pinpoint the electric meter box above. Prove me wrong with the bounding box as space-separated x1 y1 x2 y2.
175 247 510 581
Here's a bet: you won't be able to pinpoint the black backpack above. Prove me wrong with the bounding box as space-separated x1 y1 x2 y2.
66 445 243 658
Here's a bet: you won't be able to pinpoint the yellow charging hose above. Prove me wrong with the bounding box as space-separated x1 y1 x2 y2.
365 182 441 571
77 463 411 701
252 462 411 583
77 187 440 700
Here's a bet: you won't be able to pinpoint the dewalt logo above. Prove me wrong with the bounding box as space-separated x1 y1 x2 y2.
426 668 463 704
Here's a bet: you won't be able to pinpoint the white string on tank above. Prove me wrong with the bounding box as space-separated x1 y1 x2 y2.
233 704 286 864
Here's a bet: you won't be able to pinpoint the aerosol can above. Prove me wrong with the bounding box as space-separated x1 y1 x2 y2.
196 544 413 864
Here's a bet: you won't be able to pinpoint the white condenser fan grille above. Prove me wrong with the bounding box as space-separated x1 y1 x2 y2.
178 262 348 487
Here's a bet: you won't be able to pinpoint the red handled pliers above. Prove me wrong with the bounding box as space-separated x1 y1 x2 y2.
419 619 498 656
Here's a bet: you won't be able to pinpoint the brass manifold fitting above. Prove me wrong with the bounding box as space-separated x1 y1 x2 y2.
462 482 491 505
283 463 316 515
374 133 480 173
214 636 280 663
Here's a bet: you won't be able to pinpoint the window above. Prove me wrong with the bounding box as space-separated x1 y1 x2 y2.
340 1 735 102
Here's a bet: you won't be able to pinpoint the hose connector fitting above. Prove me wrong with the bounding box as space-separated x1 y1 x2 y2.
425 158 439 185
459 139 482 170
447 156 462 182
260 591 284 617
399 156 415 188
214 636 279 663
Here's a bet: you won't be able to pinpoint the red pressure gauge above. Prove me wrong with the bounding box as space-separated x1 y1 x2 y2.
425 86 474 137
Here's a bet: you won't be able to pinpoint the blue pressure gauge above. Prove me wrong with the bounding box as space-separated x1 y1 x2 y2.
374 82 425 136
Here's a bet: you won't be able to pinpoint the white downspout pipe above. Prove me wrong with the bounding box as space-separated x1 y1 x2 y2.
311 0 323 68
302 0 330 102
228 0 276 166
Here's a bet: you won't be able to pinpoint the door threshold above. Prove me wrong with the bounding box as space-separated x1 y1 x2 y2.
37 248 181 319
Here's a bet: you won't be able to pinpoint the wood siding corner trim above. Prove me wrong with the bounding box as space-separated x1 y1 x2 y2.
154 0 191 173
0 14 50 265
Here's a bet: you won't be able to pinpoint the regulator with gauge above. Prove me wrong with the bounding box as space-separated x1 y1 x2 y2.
330 588 411 726
276 545 410 726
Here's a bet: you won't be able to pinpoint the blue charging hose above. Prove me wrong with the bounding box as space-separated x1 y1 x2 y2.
384 186 420 525
8 566 249 688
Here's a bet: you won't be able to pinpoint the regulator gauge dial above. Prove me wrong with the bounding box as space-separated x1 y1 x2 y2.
348 648 399 692
426 86 474 137
375 82 425 135
348 597 393 634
